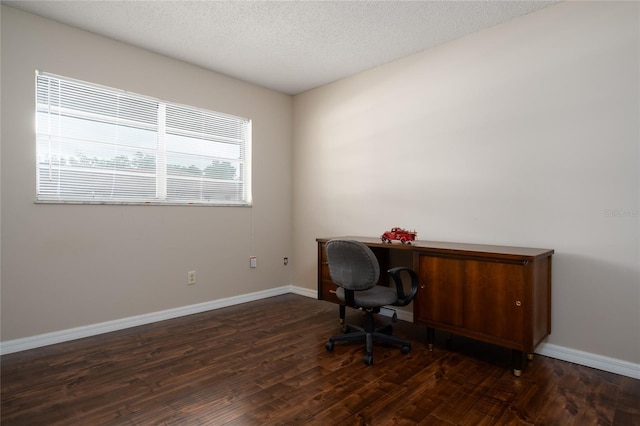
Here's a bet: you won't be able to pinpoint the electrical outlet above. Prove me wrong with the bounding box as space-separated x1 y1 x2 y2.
250 256 257 268
187 271 196 285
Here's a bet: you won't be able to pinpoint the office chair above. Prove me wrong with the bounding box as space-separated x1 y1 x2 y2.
324 239 419 365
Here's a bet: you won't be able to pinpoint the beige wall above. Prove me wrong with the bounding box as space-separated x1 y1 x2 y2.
1 6 293 340
2 1 639 368
292 1 640 364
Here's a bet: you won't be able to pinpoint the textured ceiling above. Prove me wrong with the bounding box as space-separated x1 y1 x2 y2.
3 1 559 95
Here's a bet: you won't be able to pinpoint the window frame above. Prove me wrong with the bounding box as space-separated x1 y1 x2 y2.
35 71 252 207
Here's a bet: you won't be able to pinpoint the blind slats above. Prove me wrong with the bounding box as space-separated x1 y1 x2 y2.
35 71 251 205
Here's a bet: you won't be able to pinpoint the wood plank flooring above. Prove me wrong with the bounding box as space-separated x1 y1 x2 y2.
2 294 639 425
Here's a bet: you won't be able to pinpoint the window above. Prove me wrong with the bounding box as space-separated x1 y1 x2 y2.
35 71 251 205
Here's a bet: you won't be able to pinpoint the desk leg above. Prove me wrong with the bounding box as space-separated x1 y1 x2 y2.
427 327 435 351
512 350 523 376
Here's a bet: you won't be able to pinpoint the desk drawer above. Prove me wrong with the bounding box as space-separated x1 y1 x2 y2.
320 280 340 304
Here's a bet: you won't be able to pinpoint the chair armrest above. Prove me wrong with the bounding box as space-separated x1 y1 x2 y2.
387 267 419 307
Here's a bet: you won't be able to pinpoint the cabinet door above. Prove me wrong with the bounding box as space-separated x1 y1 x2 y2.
464 260 525 344
415 255 465 327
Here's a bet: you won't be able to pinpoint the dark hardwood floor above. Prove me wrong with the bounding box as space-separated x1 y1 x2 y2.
2 294 639 425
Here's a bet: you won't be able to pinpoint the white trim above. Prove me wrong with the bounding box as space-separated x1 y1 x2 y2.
392 308 413 323
535 342 640 379
2 287 638 380
0 285 292 355
288 285 317 299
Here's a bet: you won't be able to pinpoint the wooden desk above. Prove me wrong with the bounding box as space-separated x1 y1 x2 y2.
317 237 554 376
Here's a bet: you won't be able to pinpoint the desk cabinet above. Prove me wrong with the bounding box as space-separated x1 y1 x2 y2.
317 237 553 375
415 253 552 371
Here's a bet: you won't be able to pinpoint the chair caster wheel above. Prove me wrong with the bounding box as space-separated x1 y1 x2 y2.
325 341 334 351
363 354 373 365
401 345 411 355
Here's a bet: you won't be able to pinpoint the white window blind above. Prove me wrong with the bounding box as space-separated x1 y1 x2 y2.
35 71 251 205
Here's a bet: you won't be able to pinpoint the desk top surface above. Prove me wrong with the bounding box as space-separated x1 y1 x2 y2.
317 236 554 260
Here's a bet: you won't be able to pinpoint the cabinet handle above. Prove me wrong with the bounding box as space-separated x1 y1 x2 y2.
515 300 522 307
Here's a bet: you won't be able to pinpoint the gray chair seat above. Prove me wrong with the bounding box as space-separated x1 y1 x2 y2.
336 286 398 308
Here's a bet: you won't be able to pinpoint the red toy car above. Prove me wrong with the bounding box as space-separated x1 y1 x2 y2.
381 227 417 245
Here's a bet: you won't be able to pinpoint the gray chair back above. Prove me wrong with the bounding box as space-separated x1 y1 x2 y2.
325 240 380 291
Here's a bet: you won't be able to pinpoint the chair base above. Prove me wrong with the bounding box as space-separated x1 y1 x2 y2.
325 309 411 365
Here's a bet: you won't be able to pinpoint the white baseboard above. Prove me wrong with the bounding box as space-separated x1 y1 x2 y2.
0 285 295 356
2 287 638 380
536 342 640 379
288 285 317 299
388 312 639 379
